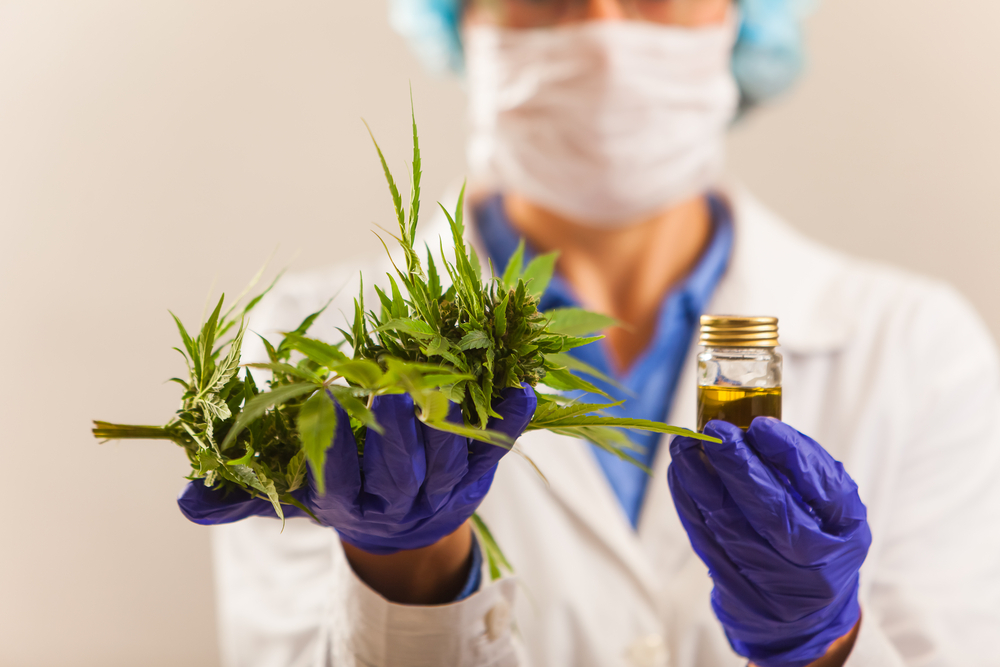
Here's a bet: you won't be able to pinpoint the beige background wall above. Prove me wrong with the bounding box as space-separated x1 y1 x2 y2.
1 1 996 665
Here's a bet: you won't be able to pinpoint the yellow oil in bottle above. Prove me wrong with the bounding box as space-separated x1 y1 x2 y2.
697 385 782 432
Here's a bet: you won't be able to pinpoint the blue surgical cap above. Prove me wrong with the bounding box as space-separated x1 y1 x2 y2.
388 0 817 107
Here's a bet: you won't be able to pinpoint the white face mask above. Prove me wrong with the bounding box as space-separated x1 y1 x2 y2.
464 17 740 228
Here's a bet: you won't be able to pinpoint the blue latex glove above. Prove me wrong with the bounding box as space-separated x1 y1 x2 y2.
179 384 536 555
668 418 871 667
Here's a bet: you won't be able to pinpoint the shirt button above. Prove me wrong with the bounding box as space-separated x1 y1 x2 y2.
485 600 511 641
627 634 668 667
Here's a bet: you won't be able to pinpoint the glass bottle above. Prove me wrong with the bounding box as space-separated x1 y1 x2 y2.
697 316 782 432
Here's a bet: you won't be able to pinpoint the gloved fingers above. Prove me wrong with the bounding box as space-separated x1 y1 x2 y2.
667 460 768 610
278 487 313 520
746 418 868 534
700 420 827 561
466 383 537 481
177 479 274 525
670 442 826 618
670 433 774 549
314 402 363 506
361 393 427 518
669 434 738 512
669 436 783 565
420 400 470 512
488 383 538 439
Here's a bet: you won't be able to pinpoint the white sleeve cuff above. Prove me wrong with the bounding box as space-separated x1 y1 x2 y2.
327 542 522 667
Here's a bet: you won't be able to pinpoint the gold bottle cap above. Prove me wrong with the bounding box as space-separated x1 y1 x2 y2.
699 315 779 348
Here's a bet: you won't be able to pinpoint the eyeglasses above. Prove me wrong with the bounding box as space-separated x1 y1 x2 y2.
467 0 727 29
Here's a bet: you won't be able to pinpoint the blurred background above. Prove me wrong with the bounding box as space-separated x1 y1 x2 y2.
1 0 997 665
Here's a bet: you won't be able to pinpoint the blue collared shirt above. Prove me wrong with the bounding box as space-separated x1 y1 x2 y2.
474 195 734 527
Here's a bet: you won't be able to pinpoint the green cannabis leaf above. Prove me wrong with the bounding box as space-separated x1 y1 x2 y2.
93 98 719 571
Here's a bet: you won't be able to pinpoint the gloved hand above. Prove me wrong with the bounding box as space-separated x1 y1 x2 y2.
668 418 871 667
178 384 537 555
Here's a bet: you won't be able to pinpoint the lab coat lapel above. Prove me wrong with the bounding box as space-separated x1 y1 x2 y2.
636 333 699 579
515 428 663 600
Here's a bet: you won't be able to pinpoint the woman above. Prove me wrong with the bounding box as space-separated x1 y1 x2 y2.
181 1 1000 665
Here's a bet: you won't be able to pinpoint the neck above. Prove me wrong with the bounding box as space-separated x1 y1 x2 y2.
503 193 714 373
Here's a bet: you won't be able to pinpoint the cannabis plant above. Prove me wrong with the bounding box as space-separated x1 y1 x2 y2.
93 108 717 567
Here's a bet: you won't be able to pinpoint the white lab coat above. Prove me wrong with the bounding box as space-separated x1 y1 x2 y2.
212 186 1000 667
